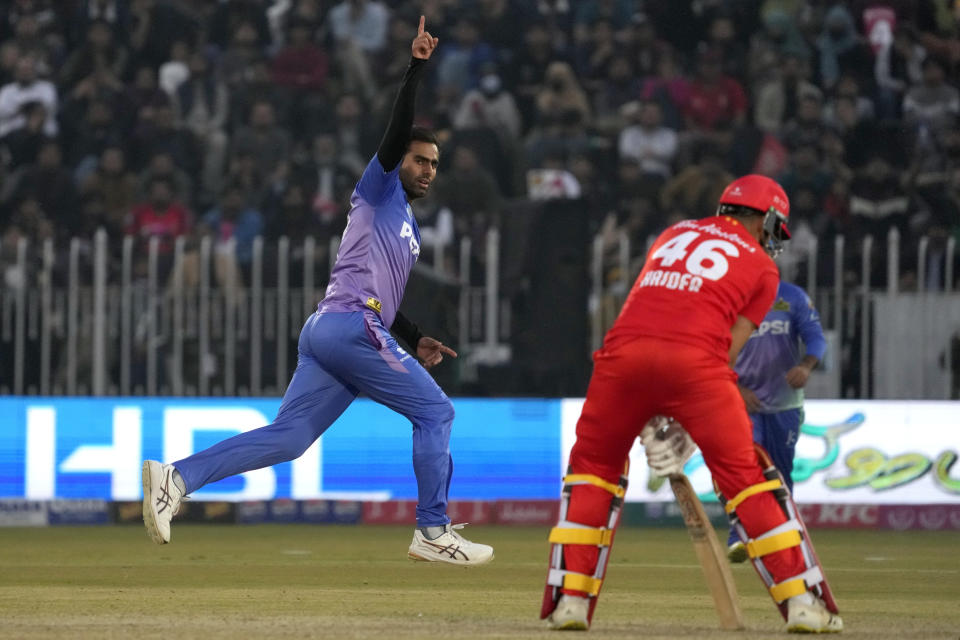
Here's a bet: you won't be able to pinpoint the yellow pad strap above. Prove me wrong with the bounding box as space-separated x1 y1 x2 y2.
564 474 626 498
747 530 802 559
549 527 612 547
563 573 602 596
724 479 782 513
770 578 807 603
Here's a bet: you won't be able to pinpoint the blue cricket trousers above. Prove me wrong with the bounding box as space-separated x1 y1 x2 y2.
173 310 455 527
728 407 803 545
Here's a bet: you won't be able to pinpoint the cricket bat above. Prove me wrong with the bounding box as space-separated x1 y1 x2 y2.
669 473 746 630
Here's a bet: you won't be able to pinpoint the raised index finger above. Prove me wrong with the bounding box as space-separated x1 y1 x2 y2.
439 344 458 358
418 15 425 35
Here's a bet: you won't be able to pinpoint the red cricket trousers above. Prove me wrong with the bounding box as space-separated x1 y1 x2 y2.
562 336 806 593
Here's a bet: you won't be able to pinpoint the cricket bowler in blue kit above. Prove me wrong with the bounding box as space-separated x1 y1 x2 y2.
727 280 826 562
141 17 494 566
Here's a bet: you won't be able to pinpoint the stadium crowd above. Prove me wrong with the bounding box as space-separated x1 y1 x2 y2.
0 0 959 397
1 0 958 288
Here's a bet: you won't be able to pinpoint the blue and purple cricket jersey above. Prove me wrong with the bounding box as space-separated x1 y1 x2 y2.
734 281 827 413
319 155 421 328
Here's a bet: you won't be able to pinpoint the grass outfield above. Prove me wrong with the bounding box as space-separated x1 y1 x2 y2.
0 525 957 639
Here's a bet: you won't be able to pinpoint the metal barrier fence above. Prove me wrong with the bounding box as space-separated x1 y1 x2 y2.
0 229 508 397
3 226 957 398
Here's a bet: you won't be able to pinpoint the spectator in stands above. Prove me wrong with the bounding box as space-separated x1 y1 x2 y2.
158 39 190 97
219 20 266 92
535 61 591 129
225 57 274 134
569 151 613 215
207 0 271 52
903 57 960 137
130 102 200 186
137 150 193 208
79 144 138 239
815 5 874 92
71 0 133 46
58 19 128 92
124 64 169 130
128 0 196 70
271 17 329 95
753 8 810 64
819 129 853 185
375 11 418 86
329 0 389 54
0 42 20 86
828 74 876 124
223 149 263 203
127 175 191 256
434 145 502 243
848 155 910 238
328 0 389 100
436 13 496 100
263 180 315 243
617 99 677 181
534 0 575 33
640 48 689 131
778 144 834 203
0 54 56 138
477 0 528 62
298 130 357 228
593 54 643 133
875 25 926 119
683 48 748 145
6 9 55 72
452 62 523 141
626 12 664 78
174 51 229 205
526 106 591 170
781 93 828 150
6 139 77 237
707 13 749 83
0 100 48 166
753 53 822 134
574 18 616 86
202 181 263 267
572 0 633 45
231 99 291 185
660 142 733 220
331 92 373 177
510 20 561 131
63 98 119 183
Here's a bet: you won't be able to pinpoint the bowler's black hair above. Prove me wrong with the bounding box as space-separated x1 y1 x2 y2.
409 125 439 149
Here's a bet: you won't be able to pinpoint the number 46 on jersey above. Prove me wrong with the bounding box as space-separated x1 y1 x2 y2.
639 230 743 293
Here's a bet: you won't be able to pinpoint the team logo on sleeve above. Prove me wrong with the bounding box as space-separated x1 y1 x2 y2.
773 299 791 311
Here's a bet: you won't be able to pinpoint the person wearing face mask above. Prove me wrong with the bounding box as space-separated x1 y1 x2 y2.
452 62 522 139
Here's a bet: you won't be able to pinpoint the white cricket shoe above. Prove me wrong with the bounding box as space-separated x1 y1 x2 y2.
547 595 589 631
787 595 843 633
141 460 185 544
727 541 748 563
407 523 494 566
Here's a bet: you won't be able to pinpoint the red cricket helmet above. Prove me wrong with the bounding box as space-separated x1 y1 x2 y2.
717 174 791 257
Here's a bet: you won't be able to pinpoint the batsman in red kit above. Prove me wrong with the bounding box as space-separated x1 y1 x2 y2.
541 175 843 633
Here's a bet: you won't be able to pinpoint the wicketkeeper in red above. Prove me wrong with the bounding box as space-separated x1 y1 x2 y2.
541 175 843 633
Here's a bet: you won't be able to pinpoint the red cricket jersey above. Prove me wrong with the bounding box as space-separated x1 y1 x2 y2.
604 215 779 361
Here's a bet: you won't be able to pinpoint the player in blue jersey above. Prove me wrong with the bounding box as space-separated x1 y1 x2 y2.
141 17 494 566
726 280 826 563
